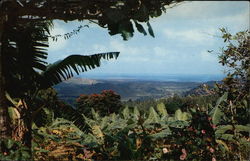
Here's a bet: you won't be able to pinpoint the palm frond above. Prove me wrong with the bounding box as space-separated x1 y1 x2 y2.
40 52 119 88
4 20 51 96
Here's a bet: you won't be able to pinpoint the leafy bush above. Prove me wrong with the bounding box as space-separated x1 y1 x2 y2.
214 29 250 125
32 88 57 127
33 118 94 161
30 92 250 161
0 139 31 160
125 93 218 115
76 90 123 116
208 93 250 160
80 106 192 160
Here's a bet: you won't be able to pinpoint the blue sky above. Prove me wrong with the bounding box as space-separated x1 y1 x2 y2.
47 1 249 76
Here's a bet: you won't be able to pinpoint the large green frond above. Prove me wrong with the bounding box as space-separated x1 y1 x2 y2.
40 52 119 88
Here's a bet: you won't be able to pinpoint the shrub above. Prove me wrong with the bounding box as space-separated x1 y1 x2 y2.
76 90 122 116
0 139 31 160
214 29 250 125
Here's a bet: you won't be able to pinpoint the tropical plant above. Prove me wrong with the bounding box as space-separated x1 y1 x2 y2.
208 93 250 160
4 20 119 97
33 118 94 161
0 138 31 160
54 100 90 132
76 104 193 160
0 0 183 139
0 19 119 154
77 90 123 117
213 29 250 125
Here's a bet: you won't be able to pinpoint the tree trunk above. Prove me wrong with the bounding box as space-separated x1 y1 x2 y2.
0 15 11 139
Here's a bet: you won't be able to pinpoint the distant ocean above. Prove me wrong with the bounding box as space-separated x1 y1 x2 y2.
78 73 225 82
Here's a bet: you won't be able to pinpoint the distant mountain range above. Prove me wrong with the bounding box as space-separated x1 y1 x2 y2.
54 73 224 106
54 78 203 105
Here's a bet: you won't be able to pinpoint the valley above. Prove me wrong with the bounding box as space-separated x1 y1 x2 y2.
54 77 202 105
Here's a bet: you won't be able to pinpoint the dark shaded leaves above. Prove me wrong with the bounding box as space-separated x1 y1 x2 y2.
134 21 147 36
147 22 155 38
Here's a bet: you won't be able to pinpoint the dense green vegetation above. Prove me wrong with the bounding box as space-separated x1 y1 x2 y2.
1 29 249 160
1 0 179 142
2 83 249 160
0 19 119 152
0 1 249 159
4 1 249 160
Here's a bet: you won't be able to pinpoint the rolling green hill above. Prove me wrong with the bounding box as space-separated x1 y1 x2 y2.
54 78 201 105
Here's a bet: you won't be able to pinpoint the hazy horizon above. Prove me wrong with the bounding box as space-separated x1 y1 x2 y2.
74 73 225 82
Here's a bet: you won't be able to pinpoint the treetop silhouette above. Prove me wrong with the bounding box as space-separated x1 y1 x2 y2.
0 0 181 39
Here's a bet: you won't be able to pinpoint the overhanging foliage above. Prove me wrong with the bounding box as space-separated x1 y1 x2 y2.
0 0 182 39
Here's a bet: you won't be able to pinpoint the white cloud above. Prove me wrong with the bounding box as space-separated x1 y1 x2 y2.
92 44 108 52
48 23 68 51
200 51 217 62
110 40 140 55
217 9 250 31
161 1 249 20
109 39 151 57
110 40 126 52
153 46 169 57
152 1 249 35
163 28 217 45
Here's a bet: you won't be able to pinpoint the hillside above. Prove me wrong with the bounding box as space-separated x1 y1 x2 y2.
183 81 220 96
54 78 201 105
